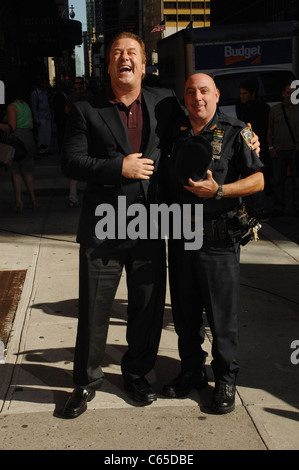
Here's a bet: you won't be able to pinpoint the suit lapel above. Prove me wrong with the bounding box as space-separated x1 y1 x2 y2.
96 89 160 200
141 88 160 199
97 89 159 158
97 102 132 155
142 88 159 158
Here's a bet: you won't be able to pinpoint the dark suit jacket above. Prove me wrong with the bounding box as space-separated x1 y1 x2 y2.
62 85 183 247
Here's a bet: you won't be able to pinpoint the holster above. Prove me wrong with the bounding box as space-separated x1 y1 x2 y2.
227 207 262 245
202 207 262 245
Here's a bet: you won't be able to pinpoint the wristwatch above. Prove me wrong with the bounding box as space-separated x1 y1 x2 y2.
214 184 223 200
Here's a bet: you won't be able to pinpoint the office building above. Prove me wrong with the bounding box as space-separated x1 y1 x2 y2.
143 0 210 66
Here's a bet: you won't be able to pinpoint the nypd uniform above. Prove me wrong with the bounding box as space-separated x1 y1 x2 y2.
167 110 264 386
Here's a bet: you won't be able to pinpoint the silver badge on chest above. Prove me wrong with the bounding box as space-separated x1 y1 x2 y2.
211 127 224 160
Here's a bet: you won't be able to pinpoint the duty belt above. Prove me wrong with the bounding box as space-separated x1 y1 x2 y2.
191 214 229 242
192 208 262 244
203 215 229 241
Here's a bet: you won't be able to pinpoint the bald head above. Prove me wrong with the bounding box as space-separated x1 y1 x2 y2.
185 73 218 91
184 74 220 133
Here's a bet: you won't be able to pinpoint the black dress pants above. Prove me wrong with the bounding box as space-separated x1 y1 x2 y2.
168 237 240 385
73 238 166 390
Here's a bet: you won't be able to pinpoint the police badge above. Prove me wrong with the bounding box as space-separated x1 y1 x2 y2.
211 128 224 160
240 127 253 149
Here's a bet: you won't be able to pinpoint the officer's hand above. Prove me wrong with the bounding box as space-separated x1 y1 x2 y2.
184 170 218 198
122 153 154 179
247 123 260 156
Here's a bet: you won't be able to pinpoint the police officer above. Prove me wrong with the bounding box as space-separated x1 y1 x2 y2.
163 73 264 414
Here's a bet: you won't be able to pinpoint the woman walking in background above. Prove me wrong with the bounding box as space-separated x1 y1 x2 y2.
0 87 37 212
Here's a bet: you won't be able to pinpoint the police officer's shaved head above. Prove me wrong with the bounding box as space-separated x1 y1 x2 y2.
184 73 220 134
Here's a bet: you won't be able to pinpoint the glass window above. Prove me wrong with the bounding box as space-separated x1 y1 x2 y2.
214 70 295 106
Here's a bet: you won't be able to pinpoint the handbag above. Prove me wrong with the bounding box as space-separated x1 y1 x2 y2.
0 141 15 166
0 130 15 166
8 125 27 162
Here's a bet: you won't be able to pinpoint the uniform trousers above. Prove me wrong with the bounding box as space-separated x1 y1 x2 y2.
74 238 166 390
168 236 240 385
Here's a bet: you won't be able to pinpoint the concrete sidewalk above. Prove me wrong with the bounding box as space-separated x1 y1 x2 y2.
0 155 298 451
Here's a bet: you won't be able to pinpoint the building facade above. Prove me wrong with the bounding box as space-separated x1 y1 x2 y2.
211 0 299 24
164 0 210 32
143 0 210 66
83 0 105 80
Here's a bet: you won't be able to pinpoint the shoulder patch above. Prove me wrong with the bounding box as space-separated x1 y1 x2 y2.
240 127 253 149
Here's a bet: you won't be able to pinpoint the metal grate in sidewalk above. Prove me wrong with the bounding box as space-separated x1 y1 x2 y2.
0 270 27 361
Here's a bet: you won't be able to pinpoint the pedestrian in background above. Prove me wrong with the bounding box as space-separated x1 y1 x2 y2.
0 86 36 212
236 77 270 221
51 84 68 151
30 77 52 157
267 81 299 217
65 77 94 208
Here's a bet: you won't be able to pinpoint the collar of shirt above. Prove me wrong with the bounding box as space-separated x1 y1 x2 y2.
108 89 144 153
199 112 218 135
107 89 142 108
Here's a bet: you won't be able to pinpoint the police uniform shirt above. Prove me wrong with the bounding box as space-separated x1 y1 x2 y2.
170 110 264 218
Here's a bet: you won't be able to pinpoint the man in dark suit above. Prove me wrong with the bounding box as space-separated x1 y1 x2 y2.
61 32 183 418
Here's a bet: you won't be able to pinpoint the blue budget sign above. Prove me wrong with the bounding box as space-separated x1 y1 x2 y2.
195 39 293 70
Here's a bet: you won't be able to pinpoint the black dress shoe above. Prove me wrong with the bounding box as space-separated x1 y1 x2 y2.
162 369 208 398
124 377 157 404
62 387 95 419
211 383 235 414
